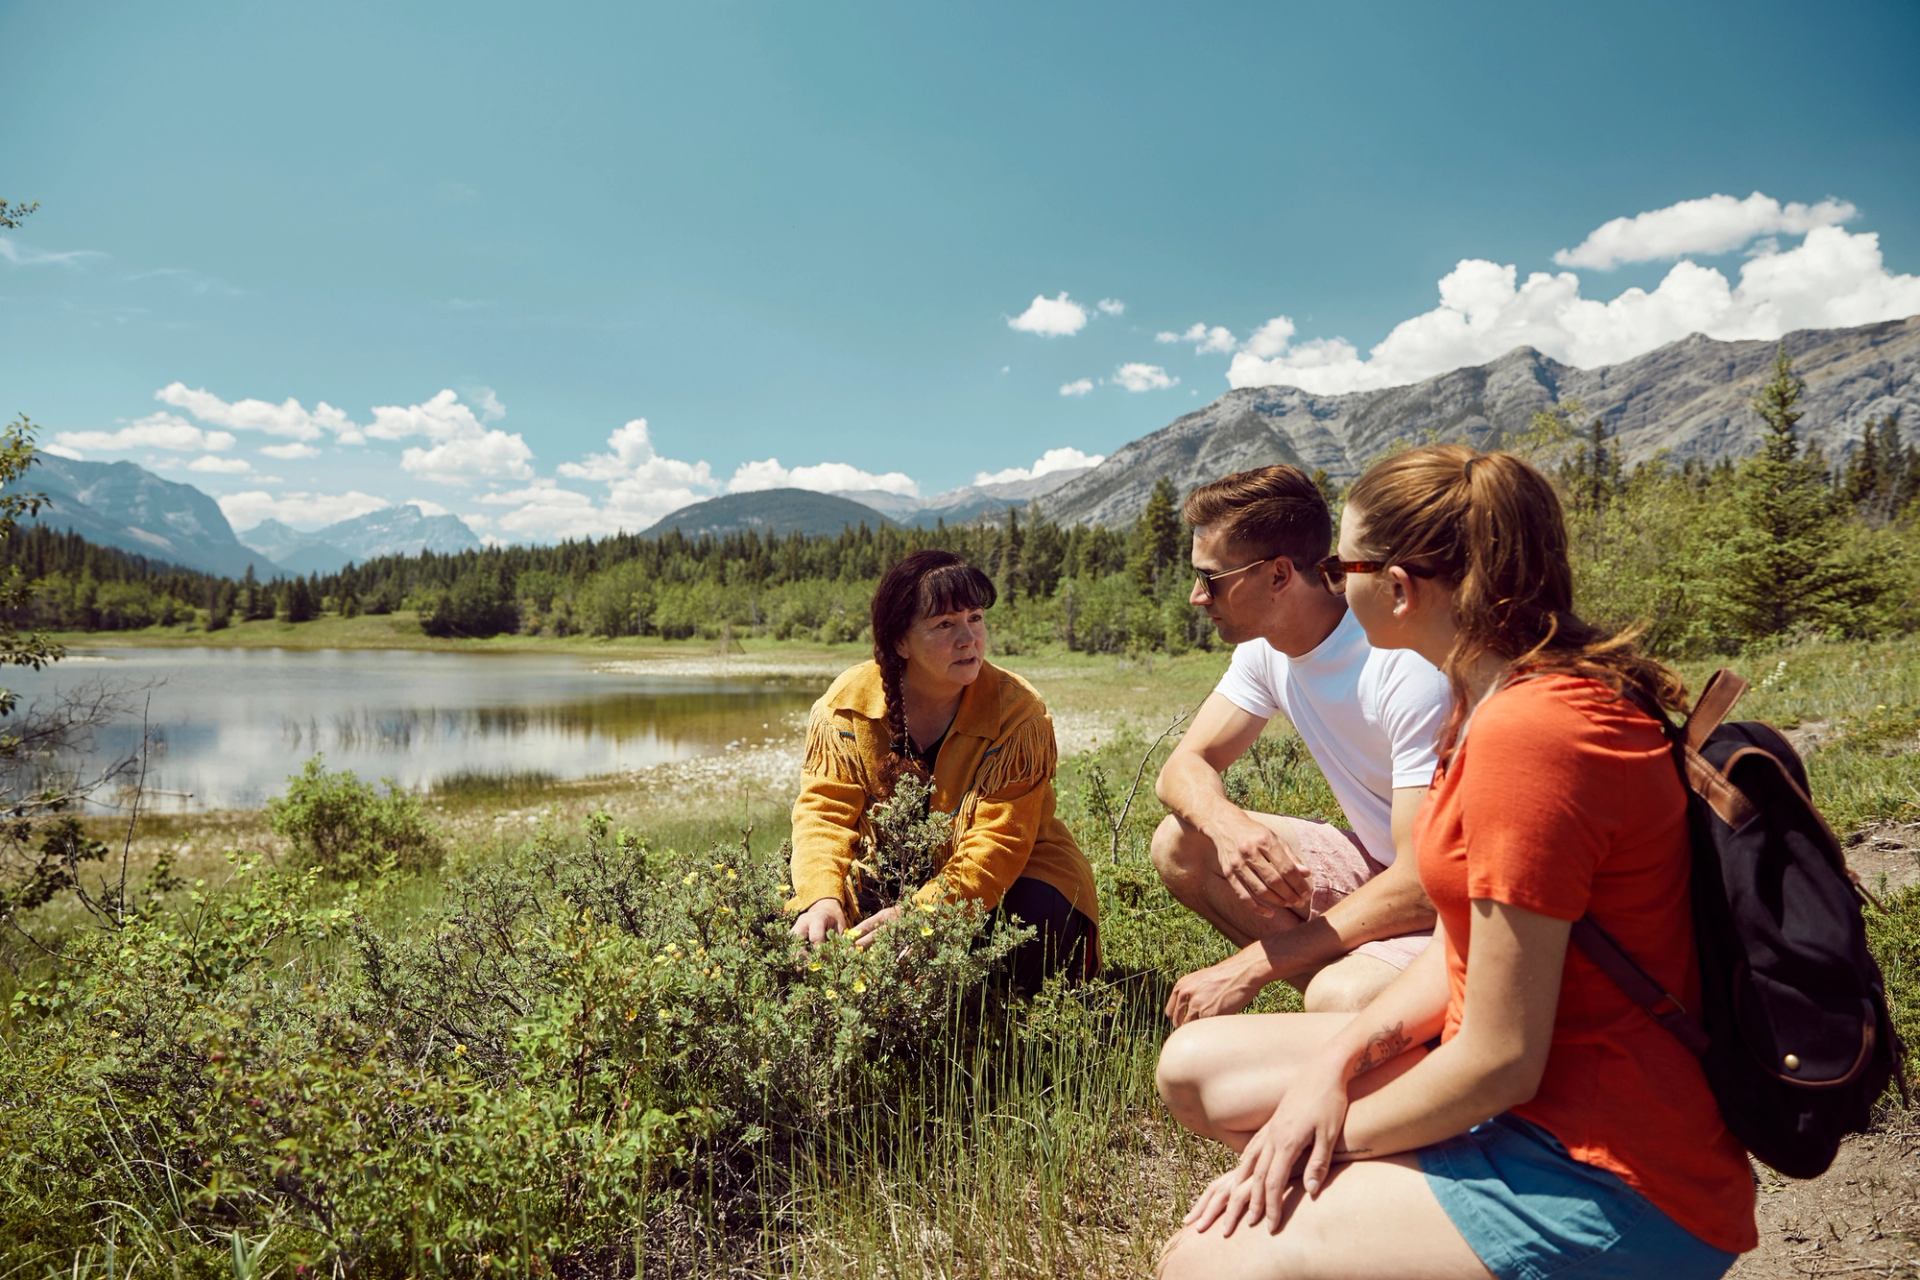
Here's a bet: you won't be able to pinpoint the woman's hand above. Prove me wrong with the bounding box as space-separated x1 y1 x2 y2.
1185 1061 1352 1236
846 903 905 950
791 897 849 946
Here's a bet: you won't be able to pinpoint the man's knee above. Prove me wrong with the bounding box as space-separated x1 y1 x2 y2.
1150 813 1206 891
1301 955 1398 1014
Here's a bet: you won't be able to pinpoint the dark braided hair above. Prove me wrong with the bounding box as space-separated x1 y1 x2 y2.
869 550 997 797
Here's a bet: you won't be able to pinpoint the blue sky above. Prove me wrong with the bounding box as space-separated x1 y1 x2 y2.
4 0 1918 541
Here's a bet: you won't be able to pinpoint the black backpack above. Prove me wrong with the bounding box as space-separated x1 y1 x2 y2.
1572 669 1909 1179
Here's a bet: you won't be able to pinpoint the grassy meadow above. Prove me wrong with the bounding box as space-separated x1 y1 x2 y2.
0 633 1915 1277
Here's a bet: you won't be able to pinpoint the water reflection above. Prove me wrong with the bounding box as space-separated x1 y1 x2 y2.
1 647 820 813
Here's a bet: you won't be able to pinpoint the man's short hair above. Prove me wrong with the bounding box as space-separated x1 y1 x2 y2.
1181 465 1332 573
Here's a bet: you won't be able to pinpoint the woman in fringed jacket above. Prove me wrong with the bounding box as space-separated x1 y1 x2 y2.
786 550 1099 991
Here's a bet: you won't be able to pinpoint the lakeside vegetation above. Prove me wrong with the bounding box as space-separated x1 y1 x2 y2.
2 354 1918 1275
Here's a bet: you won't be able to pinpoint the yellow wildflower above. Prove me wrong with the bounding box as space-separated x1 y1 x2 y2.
920 926 934 938
852 978 867 994
825 988 839 1000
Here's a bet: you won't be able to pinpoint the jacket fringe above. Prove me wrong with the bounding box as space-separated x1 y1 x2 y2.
974 713 1057 796
801 708 868 785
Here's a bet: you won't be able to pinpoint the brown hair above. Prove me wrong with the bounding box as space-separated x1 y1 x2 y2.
1345 444 1685 754
1182 464 1331 575
869 550 997 795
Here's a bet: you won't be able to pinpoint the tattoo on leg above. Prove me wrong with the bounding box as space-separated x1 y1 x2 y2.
1352 1021 1411 1077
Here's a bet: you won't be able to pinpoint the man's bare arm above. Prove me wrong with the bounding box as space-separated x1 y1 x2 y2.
1155 693 1309 912
1165 786 1437 1024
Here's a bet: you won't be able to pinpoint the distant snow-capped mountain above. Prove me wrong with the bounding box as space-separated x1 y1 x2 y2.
829 465 1092 528
239 504 483 574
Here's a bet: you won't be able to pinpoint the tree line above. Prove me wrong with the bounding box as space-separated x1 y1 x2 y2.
4 348 1918 658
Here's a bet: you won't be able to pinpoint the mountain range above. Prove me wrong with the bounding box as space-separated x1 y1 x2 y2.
15 316 1916 573
16 455 281 579
238 505 482 574
828 467 1093 528
643 489 899 538
1040 315 1920 527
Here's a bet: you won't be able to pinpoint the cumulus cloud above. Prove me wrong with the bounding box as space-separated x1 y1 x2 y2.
1097 298 1126 316
407 499 451 517
260 442 320 460
1554 192 1857 271
727 459 918 497
470 386 506 422
187 455 252 474
157 383 363 443
359 389 534 485
1008 292 1089 337
1156 322 1237 354
1114 362 1178 392
973 446 1106 486
1228 218 1920 396
217 490 392 532
1059 378 1095 397
51 413 237 455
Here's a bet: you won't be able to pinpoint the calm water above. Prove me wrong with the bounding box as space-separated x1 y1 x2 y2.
1 647 821 813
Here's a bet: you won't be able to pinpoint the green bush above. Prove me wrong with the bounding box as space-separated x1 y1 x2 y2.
0 789 1029 1273
266 756 443 879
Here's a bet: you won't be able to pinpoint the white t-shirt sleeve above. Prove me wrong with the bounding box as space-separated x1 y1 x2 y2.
1214 640 1282 720
1375 653 1451 788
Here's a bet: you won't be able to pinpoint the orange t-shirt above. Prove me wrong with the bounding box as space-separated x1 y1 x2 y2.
1416 674 1757 1255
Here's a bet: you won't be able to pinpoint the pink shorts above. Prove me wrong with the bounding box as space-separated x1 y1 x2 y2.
1279 817 1432 971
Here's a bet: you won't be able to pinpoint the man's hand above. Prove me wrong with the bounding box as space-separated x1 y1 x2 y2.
791 897 848 945
1213 812 1312 915
1166 948 1271 1026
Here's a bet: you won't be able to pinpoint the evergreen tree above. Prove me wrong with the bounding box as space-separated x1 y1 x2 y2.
1718 346 1878 639
0 417 61 717
1128 476 1181 594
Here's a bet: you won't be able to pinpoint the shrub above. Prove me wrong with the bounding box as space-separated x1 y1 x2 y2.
266 756 443 879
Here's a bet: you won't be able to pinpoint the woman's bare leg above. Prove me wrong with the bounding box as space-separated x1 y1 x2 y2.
1158 1011 1426 1148
1157 1153 1491 1280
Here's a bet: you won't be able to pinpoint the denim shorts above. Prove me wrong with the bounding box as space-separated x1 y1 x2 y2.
1418 1115 1737 1280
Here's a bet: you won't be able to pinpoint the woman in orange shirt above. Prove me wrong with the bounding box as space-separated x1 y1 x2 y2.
1154 446 1754 1279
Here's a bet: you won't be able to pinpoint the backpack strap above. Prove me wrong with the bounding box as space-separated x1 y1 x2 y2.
1571 917 1712 1056
1683 669 1749 751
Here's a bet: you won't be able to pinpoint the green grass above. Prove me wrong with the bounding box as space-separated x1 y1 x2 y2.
2 633 1915 1278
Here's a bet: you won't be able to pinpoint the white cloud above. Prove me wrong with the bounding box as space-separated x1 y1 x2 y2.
187 455 252 475
1156 322 1237 354
260 442 320 460
1228 220 1920 397
533 419 721 536
1059 378 1095 397
407 499 451 517
1114 362 1178 392
1096 298 1126 316
217 489 392 532
0 237 105 268
727 459 919 497
401 433 536 486
1554 192 1857 271
157 383 362 443
359 389 534 486
1008 291 1089 337
973 446 1106 486
471 386 506 422
51 413 238 455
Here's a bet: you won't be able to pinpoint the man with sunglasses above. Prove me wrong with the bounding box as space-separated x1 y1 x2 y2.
1153 464 1450 1021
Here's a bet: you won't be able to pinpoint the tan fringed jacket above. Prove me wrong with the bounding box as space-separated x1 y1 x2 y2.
786 660 1100 929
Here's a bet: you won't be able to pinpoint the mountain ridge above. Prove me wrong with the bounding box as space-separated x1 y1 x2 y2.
1041 315 1920 526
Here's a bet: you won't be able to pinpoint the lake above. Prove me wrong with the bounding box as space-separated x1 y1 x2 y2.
0 647 825 813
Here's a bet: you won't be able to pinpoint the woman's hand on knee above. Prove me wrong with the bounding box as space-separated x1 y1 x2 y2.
1184 1063 1351 1235
792 897 849 945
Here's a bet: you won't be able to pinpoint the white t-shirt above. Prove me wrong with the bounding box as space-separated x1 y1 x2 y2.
1213 608 1450 865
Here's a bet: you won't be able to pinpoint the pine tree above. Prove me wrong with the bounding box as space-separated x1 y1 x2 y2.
1719 345 1878 639
1128 476 1181 595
